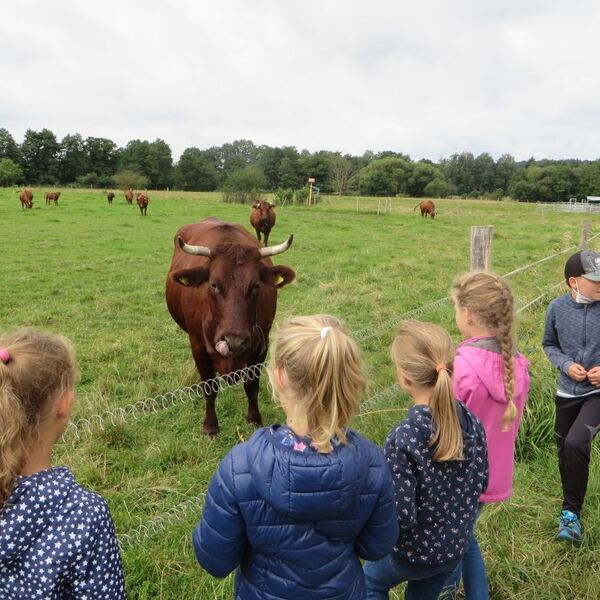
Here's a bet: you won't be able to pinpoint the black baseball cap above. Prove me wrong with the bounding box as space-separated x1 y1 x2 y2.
564 250 600 282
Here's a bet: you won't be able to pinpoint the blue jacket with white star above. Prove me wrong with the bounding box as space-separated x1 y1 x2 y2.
0 467 125 599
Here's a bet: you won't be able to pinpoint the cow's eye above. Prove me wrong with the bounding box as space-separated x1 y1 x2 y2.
248 282 260 298
209 281 221 294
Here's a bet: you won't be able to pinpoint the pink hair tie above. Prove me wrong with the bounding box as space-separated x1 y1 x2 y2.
435 364 447 373
0 349 10 364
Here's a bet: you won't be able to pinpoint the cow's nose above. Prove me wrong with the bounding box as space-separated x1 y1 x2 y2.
224 335 248 352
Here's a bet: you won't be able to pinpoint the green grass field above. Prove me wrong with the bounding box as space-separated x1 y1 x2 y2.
1 188 599 599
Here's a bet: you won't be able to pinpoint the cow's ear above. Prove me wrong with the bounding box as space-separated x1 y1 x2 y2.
252 202 260 209
171 266 209 287
261 265 295 288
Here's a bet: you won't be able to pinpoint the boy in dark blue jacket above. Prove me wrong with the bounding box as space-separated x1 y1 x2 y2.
543 249 600 543
193 316 398 599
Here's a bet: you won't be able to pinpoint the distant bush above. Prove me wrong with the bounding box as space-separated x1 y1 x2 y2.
76 172 116 188
222 166 267 204
273 188 294 206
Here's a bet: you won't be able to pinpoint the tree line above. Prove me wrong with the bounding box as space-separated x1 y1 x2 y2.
1 127 599 202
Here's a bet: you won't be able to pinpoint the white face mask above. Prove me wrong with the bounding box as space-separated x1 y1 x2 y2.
573 282 595 304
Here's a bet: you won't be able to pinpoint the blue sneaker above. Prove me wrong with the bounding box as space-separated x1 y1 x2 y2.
556 510 583 543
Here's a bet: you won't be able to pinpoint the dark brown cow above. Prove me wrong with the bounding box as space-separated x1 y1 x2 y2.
107 191 115 205
124 189 133 204
19 188 33 209
249 201 276 245
166 218 295 435
136 193 149 216
45 191 61 206
414 199 436 218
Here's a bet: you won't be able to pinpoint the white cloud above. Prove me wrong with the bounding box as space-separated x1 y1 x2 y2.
1 0 600 160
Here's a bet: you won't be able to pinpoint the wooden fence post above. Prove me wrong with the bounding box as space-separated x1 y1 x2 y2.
580 220 591 249
471 225 494 271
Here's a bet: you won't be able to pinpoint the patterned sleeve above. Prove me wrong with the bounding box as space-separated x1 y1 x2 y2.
71 498 126 599
384 429 417 530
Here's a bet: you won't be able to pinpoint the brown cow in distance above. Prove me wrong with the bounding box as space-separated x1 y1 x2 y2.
19 188 33 209
124 189 133 204
45 192 61 206
250 201 276 245
107 191 115 205
414 199 437 219
136 193 149 216
166 218 295 435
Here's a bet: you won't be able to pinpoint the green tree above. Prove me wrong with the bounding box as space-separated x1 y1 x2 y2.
21 128 60 183
473 153 496 193
113 169 149 190
0 158 23 186
84 137 119 176
424 177 454 198
495 154 516 194
58 133 86 183
358 157 412 196
175 147 218 191
299 150 332 191
222 165 267 204
442 152 476 196
405 162 444 197
0 128 21 163
120 139 173 188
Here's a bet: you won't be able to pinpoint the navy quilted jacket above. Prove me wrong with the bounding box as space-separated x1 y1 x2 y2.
193 427 398 599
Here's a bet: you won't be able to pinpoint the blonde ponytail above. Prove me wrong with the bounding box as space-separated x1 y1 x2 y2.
451 271 518 430
0 328 78 509
391 320 463 461
267 315 367 453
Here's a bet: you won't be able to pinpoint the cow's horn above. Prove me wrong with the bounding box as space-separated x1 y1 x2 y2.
259 234 294 258
178 236 212 257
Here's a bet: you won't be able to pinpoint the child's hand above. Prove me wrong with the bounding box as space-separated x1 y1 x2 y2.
568 363 588 381
587 366 600 387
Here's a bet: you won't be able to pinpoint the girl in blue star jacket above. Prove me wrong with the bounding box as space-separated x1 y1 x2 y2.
0 328 125 599
364 321 488 600
193 315 399 599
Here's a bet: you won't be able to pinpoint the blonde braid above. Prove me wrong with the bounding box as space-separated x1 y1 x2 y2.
497 284 517 430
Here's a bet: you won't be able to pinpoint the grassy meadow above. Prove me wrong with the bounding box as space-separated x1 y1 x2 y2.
1 187 599 599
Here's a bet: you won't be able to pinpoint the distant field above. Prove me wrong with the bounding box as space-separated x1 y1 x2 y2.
0 188 599 599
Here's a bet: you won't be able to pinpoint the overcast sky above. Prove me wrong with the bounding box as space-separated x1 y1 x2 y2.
2 0 600 161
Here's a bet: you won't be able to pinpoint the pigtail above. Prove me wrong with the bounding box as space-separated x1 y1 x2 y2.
497 284 517 430
429 365 463 461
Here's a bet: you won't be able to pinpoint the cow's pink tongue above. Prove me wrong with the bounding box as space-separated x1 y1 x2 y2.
215 340 230 356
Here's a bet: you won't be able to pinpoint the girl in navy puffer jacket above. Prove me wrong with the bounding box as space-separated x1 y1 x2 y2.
193 315 399 599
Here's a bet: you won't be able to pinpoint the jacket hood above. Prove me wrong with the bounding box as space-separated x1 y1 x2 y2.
246 428 370 520
0 467 73 567
456 337 529 405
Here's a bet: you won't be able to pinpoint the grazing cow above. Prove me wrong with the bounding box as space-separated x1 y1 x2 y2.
414 199 436 218
45 192 61 206
19 188 33 210
136 192 149 216
124 189 133 204
250 201 276 245
107 191 115 205
166 218 295 435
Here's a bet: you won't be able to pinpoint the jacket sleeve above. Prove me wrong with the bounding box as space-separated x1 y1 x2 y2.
543 302 575 374
354 450 399 561
383 430 417 531
71 500 126 599
192 451 246 578
452 353 479 408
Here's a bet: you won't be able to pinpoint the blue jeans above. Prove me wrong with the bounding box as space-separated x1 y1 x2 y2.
364 554 453 600
441 507 489 600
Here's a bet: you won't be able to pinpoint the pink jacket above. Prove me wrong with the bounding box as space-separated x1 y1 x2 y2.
453 336 530 503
